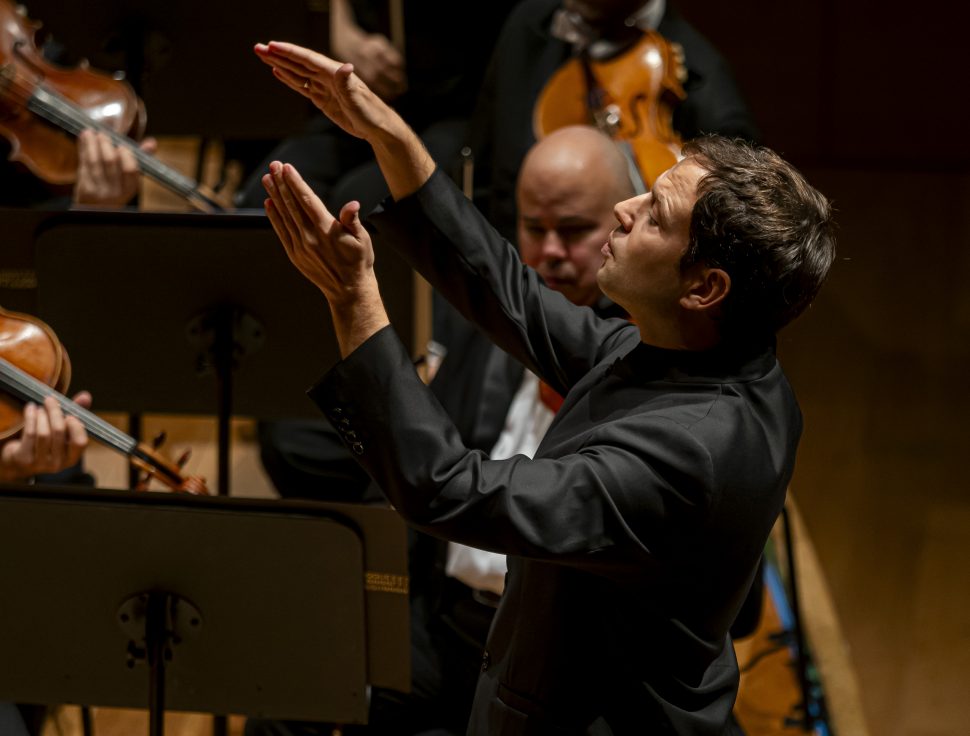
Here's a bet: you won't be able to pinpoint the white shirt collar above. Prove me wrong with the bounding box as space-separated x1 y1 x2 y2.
551 0 667 57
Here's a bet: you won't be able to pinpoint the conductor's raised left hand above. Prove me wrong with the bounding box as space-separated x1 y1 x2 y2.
262 161 389 356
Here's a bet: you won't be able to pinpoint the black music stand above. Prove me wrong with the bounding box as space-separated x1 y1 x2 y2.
27 207 417 495
0 484 410 736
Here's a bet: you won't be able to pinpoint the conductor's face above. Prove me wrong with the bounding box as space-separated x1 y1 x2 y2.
598 158 706 330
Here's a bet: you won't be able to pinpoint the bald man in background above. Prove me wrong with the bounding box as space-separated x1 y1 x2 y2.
247 125 635 736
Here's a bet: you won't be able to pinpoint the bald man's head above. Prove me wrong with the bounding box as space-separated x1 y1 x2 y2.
516 126 636 307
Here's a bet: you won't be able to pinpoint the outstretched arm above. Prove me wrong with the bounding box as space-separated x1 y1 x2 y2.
261 160 389 358
253 41 433 200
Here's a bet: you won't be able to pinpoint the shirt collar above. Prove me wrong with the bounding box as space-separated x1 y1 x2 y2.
612 336 778 384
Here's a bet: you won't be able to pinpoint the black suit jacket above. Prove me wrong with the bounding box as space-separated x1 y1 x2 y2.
311 171 798 735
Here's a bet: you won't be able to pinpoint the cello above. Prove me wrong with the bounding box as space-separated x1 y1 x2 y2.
533 27 687 194
0 0 225 212
0 306 207 494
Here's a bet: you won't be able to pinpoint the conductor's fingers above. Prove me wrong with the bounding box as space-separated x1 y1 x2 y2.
280 163 335 231
334 63 356 94
338 200 363 237
255 45 321 84
272 66 315 100
272 163 317 239
262 166 299 250
264 198 293 255
263 41 338 76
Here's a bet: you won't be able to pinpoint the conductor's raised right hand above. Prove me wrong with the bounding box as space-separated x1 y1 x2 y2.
255 40 435 201
254 41 395 144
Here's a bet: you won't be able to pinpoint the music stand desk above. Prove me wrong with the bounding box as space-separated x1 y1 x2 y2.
0 484 410 726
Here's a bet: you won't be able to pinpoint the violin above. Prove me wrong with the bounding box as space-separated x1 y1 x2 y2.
0 0 224 212
533 29 687 193
0 306 207 494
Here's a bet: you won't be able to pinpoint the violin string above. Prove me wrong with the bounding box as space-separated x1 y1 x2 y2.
31 87 201 197
30 86 196 192
0 357 136 453
2 77 204 199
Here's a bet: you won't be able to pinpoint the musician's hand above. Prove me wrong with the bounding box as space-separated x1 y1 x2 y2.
0 393 91 482
177 476 208 495
262 161 388 357
73 129 157 207
254 42 396 143
345 33 407 101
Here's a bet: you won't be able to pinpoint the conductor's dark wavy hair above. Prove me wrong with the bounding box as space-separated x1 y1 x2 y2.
681 135 836 340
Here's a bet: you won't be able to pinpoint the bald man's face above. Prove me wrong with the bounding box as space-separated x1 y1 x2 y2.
516 149 623 307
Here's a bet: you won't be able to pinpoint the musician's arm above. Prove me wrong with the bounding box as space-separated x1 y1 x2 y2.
330 0 366 59
329 0 406 101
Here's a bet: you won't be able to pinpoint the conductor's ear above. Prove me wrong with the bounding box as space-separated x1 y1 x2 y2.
680 266 730 313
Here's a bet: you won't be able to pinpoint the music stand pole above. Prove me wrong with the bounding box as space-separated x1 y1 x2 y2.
146 593 168 736
213 306 234 498
186 304 265 499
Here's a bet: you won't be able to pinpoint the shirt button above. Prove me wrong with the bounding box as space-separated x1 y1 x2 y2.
480 650 490 672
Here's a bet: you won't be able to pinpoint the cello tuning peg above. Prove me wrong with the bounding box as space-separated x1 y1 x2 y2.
151 430 167 449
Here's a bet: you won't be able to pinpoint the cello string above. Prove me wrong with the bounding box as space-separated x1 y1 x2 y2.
0 357 136 453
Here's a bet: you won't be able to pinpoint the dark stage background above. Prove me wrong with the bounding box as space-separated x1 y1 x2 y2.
677 2 970 734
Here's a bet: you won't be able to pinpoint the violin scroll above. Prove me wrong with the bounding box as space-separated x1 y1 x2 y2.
131 440 209 495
